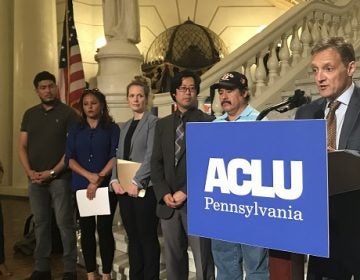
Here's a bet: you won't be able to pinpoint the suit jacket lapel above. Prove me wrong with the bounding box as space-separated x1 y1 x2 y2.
176 145 186 166
130 111 148 152
166 115 176 169
312 98 326 119
339 87 360 149
119 113 151 160
118 120 131 159
175 108 201 164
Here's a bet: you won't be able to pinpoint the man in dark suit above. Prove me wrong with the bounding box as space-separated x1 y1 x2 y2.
151 70 215 280
296 37 360 280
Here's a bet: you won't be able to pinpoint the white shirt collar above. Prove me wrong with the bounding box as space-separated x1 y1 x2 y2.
328 82 354 106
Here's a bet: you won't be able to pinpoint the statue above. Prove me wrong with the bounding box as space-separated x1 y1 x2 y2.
102 0 141 44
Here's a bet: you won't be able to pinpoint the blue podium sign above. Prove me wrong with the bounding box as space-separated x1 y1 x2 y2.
186 120 329 257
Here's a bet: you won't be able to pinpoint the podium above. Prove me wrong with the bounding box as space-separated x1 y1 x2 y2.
270 150 360 280
270 251 304 280
327 150 360 196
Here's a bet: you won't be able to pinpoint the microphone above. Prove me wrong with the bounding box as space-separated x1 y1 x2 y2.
277 90 311 113
256 89 311 120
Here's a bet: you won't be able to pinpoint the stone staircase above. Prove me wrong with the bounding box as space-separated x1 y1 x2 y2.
151 0 360 119
77 224 197 280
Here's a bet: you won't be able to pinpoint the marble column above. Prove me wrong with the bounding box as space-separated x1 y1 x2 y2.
96 0 143 122
95 40 143 122
11 0 58 190
0 0 13 187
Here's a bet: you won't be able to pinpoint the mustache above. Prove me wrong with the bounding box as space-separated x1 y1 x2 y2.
221 100 231 106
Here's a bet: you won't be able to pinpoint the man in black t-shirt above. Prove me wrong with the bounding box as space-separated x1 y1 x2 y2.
19 71 78 280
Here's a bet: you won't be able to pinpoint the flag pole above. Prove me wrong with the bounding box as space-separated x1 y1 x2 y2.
65 0 70 105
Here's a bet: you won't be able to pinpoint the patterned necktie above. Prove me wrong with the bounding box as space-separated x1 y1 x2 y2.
175 114 184 166
326 100 341 150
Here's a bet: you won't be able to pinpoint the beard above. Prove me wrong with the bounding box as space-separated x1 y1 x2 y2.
40 97 57 106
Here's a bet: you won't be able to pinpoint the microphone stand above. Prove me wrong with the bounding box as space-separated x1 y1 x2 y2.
256 99 291 120
256 89 306 120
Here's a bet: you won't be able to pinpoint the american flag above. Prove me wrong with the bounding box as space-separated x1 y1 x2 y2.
59 0 85 111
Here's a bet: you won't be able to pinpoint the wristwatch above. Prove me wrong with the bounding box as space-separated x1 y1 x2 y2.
50 170 56 179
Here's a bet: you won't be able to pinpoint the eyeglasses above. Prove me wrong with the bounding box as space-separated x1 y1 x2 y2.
177 86 196 93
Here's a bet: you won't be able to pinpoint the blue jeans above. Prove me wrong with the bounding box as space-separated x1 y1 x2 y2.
212 240 269 280
29 179 77 272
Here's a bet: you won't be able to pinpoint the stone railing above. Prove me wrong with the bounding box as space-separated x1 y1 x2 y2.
153 0 360 117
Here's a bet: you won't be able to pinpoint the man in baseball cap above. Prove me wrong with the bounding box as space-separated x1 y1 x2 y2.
212 71 248 91
210 71 269 278
211 71 259 121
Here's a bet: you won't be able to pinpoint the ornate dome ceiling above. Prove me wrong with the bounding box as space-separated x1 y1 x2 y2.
144 19 228 70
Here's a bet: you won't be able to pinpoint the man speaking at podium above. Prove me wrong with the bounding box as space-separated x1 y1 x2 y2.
296 37 360 280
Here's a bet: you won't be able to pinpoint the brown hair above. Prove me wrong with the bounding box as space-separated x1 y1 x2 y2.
126 76 151 100
311 37 355 66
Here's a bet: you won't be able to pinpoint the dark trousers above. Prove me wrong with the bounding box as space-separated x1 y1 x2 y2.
161 206 215 280
307 256 360 280
307 256 353 280
78 191 117 274
118 187 160 280
307 191 360 280
0 202 4 264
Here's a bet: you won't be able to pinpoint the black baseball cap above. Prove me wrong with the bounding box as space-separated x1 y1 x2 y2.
212 71 248 90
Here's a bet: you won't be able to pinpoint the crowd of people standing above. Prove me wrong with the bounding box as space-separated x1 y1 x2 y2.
17 69 221 280
7 35 359 280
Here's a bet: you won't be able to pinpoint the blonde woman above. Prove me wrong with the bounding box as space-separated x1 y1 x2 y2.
110 76 160 279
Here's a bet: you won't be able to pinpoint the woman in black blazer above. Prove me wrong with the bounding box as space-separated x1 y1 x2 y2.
110 76 160 280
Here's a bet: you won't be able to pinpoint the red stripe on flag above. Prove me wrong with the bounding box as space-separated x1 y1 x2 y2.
69 54 82 64
70 71 85 81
